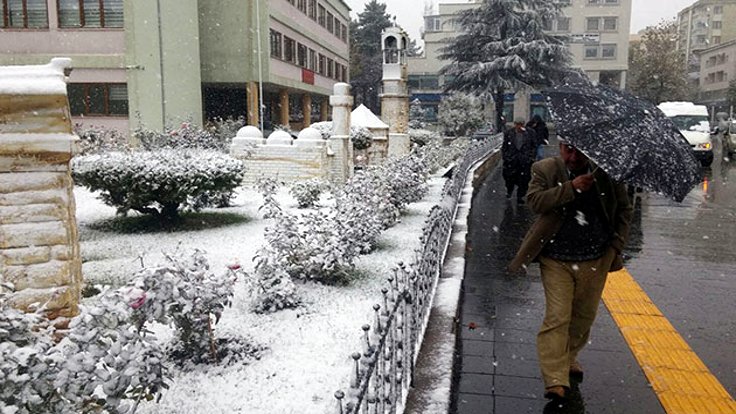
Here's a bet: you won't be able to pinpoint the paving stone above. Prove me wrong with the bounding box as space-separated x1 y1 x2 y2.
455 392 494 414
458 373 494 395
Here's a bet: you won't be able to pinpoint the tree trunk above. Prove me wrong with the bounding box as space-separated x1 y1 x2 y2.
495 89 505 133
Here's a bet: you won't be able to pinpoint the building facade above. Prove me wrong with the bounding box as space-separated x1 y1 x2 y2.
677 0 736 62
407 0 632 124
696 38 736 111
0 0 350 133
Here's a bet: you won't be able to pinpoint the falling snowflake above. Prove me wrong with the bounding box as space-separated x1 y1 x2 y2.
575 211 588 226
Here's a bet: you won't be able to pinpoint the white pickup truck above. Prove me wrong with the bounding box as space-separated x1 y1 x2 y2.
657 101 714 167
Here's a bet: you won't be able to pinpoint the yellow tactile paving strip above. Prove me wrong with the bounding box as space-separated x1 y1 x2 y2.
602 269 736 414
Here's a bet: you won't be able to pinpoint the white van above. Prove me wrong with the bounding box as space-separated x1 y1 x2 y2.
657 102 714 167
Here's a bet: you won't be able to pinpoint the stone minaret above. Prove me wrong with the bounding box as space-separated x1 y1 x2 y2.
380 26 411 157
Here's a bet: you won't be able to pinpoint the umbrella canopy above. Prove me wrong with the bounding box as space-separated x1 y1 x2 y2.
543 75 701 202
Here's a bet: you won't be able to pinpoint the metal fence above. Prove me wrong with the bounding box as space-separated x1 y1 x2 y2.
334 134 502 414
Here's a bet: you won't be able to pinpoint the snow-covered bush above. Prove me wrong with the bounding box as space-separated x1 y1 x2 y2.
384 154 430 208
74 124 131 155
409 99 427 129
131 251 250 366
419 136 470 173
72 150 245 221
409 128 440 147
289 178 325 208
350 126 374 150
136 120 231 152
309 121 333 140
207 116 246 145
438 93 485 137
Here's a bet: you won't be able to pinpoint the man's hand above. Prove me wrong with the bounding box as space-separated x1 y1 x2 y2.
571 173 595 193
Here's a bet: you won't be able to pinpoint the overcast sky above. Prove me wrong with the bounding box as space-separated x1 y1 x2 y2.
344 0 697 44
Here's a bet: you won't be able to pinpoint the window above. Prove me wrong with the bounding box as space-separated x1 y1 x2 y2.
407 75 440 90
585 46 599 59
318 4 325 27
715 5 723 14
713 21 722 29
542 18 553 31
326 57 334 78
270 29 282 58
58 0 123 28
284 36 296 63
2 0 48 28
308 0 316 20
341 65 347 82
425 16 441 32
586 17 600 31
297 0 306 14
713 36 722 45
318 54 325 75
68 83 128 116
603 17 617 31
334 16 340 36
601 44 616 58
340 23 347 42
326 11 333 33
557 17 570 32
308 48 316 71
297 43 307 67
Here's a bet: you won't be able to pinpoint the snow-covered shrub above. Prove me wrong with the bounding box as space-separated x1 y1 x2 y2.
208 116 246 145
136 120 231 152
249 261 301 314
131 251 245 366
74 124 131 155
350 125 374 150
438 93 485 137
289 178 325 208
409 128 440 147
419 136 470 173
384 153 430 208
310 121 333 139
72 150 245 221
0 288 169 414
409 99 427 129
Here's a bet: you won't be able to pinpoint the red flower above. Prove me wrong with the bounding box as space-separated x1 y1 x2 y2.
130 292 147 310
227 264 241 270
468 322 477 330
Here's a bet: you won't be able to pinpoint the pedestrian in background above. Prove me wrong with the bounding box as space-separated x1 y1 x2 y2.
502 117 537 204
527 114 550 160
508 140 633 401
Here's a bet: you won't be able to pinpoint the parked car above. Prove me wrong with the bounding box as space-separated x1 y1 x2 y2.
658 102 714 167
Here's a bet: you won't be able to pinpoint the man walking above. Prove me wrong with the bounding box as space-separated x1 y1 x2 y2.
508 141 633 400
502 117 537 204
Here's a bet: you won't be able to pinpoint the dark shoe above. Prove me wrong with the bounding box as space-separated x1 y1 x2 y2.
544 386 567 400
569 361 584 382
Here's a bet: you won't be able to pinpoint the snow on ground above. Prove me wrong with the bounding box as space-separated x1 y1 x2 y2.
75 176 445 414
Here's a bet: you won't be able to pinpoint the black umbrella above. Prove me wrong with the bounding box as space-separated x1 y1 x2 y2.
543 74 701 202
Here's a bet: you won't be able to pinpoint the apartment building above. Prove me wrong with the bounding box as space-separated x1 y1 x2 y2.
0 0 350 133
695 39 736 111
677 0 736 61
407 0 632 123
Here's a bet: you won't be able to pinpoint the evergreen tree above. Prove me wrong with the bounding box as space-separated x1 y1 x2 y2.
439 0 572 131
350 0 393 113
409 98 427 129
628 21 690 104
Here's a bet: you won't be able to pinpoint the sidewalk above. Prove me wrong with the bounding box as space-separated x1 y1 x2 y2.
453 163 665 414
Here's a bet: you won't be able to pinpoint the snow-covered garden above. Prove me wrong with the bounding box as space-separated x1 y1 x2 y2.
1 119 475 413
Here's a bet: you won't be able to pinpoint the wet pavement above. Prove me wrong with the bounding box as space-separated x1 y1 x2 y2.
453 140 736 413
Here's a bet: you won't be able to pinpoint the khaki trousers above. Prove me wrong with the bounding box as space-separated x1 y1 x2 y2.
537 248 616 389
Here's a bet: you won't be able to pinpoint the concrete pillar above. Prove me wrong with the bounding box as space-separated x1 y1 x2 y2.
328 83 354 183
247 82 259 127
514 91 531 122
321 99 329 121
620 71 628 90
279 89 290 127
0 58 82 324
303 94 312 126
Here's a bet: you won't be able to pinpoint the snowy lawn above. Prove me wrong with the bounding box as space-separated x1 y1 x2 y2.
75 175 446 413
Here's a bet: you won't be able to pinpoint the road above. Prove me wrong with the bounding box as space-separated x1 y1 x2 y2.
453 138 736 413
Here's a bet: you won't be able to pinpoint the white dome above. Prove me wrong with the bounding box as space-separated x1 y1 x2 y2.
266 130 294 145
236 125 263 138
297 127 323 141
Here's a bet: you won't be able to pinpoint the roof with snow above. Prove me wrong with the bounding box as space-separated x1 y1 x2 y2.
351 104 389 130
0 58 71 95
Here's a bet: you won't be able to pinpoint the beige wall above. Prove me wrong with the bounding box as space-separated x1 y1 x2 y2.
698 40 736 104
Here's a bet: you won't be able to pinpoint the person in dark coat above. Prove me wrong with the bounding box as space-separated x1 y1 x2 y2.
502 117 537 203
527 114 550 160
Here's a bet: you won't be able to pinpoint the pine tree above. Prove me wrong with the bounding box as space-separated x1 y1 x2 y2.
628 21 690 104
440 0 572 131
350 0 393 113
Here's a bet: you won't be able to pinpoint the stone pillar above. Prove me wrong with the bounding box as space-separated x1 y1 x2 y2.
328 83 354 184
279 89 290 127
381 27 411 157
247 81 259 127
0 58 82 323
302 94 312 126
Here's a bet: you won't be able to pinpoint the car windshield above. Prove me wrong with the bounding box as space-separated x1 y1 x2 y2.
669 115 710 131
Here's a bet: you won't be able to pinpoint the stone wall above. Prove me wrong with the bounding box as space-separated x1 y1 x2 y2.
236 143 330 185
0 58 82 322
